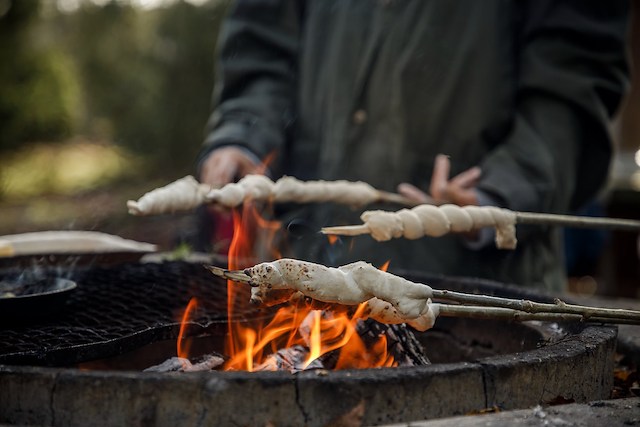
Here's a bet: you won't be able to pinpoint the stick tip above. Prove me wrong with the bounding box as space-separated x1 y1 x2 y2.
204 264 224 277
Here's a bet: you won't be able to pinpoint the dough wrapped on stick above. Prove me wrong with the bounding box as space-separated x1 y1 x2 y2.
322 204 640 250
288 292 435 332
208 258 640 330
205 174 276 207
323 204 518 249
207 259 439 331
206 175 382 208
127 173 427 216
127 176 211 216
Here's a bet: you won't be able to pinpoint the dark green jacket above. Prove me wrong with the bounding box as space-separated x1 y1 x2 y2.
201 0 629 292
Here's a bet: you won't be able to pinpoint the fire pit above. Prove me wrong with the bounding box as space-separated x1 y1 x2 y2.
0 260 616 426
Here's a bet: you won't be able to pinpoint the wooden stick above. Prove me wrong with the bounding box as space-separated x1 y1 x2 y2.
321 224 371 237
515 212 640 231
205 265 640 325
431 289 640 321
435 304 640 325
376 190 426 207
205 265 252 284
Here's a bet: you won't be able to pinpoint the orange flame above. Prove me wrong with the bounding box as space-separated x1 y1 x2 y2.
327 234 339 245
303 310 322 368
222 196 394 371
379 260 391 272
177 297 198 359
256 151 277 175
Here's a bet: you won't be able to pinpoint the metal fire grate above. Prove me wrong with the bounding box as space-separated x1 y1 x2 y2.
0 261 262 366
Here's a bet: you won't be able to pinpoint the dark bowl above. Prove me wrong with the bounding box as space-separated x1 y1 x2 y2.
0 277 77 323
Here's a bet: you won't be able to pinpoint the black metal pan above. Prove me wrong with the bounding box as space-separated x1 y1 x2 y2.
0 277 77 323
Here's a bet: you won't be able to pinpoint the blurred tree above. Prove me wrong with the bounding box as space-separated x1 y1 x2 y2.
56 1 160 145
0 0 78 149
151 0 228 177
54 0 229 179
0 0 229 180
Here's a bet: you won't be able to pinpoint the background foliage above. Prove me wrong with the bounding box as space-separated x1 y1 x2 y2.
0 0 228 188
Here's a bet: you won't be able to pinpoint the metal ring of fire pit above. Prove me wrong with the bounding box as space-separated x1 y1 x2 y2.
0 262 617 426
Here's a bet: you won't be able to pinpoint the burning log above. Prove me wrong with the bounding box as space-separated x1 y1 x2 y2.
321 204 640 250
144 354 224 372
253 316 430 372
255 345 323 372
357 318 430 367
127 174 425 216
207 259 640 330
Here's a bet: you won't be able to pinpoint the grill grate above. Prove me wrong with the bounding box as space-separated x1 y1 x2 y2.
0 261 263 366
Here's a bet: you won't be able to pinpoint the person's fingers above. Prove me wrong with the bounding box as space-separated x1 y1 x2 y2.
397 182 432 204
200 153 236 187
446 187 479 206
445 166 481 206
199 146 261 187
429 154 450 200
450 166 481 189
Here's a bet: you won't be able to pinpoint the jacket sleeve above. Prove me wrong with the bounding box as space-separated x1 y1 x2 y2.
198 0 303 172
477 0 629 214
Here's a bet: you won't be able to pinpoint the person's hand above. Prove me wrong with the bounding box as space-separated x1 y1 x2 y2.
199 146 263 188
397 154 481 206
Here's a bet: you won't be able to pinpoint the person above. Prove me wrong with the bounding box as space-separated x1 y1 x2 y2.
197 0 630 293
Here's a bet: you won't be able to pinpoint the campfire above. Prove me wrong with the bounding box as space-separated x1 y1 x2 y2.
1 175 639 425
128 176 640 376
0 255 621 426
143 201 431 374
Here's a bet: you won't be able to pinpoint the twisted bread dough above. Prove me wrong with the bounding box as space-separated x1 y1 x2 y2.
363 297 439 331
208 175 379 208
129 174 380 215
207 174 275 207
272 176 379 207
127 176 211 216
360 204 517 249
245 258 437 331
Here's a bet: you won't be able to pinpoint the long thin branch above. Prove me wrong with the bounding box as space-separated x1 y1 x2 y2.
205 265 640 325
321 224 371 237
514 212 640 231
376 190 425 207
205 265 251 284
430 289 640 321
435 304 640 325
